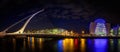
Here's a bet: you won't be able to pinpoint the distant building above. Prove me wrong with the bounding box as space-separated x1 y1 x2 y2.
89 19 110 36
110 25 120 36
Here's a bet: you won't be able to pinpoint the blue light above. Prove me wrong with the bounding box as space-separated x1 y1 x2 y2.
95 19 105 23
57 40 63 52
94 39 108 52
86 39 94 51
95 19 107 35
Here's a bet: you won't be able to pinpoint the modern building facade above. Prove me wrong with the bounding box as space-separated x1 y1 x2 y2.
89 19 111 36
110 25 120 36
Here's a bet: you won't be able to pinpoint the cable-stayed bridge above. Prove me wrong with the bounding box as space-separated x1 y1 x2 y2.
0 9 78 38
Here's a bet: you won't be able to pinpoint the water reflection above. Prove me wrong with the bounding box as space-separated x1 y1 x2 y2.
57 40 63 52
1 37 120 52
63 38 74 52
12 38 16 52
38 38 43 49
94 39 108 52
118 39 120 52
80 39 86 52
28 37 35 51
109 39 114 52
74 39 79 51
21 39 26 52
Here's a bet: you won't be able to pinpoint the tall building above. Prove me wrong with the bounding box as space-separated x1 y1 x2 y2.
89 19 110 36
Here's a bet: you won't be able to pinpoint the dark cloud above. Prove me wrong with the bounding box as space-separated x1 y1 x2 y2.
0 0 120 31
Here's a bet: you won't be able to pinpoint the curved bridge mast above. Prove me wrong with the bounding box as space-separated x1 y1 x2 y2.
2 9 44 34
13 9 44 33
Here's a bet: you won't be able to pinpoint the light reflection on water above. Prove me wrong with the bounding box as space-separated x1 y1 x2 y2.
38 38 43 49
118 39 120 52
63 38 74 52
57 39 63 52
94 39 108 52
1 37 120 52
80 39 86 52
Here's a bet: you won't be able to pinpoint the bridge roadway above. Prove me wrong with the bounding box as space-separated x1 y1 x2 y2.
4 33 120 39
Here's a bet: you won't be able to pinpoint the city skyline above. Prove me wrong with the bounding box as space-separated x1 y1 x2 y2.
0 9 116 35
0 0 120 52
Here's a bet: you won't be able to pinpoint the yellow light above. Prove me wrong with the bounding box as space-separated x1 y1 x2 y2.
110 29 113 35
27 37 30 48
39 38 43 49
80 39 86 52
82 31 85 34
63 38 74 52
31 37 35 51
70 31 74 35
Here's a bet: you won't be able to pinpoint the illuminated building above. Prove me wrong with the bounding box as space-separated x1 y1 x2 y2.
89 19 110 36
110 29 113 35
111 25 120 36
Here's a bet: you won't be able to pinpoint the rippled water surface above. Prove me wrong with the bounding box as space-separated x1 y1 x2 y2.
0 37 120 52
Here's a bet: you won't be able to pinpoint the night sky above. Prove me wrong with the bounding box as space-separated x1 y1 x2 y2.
0 0 120 31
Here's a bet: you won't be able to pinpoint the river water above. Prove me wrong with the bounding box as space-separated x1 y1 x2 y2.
0 37 120 52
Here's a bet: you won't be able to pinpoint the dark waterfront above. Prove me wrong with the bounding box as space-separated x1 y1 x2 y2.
0 37 120 52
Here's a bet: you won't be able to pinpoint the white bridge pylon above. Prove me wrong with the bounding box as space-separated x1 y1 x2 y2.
14 9 44 33
5 9 44 34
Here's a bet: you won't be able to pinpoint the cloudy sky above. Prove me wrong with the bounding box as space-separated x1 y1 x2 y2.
0 0 120 31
